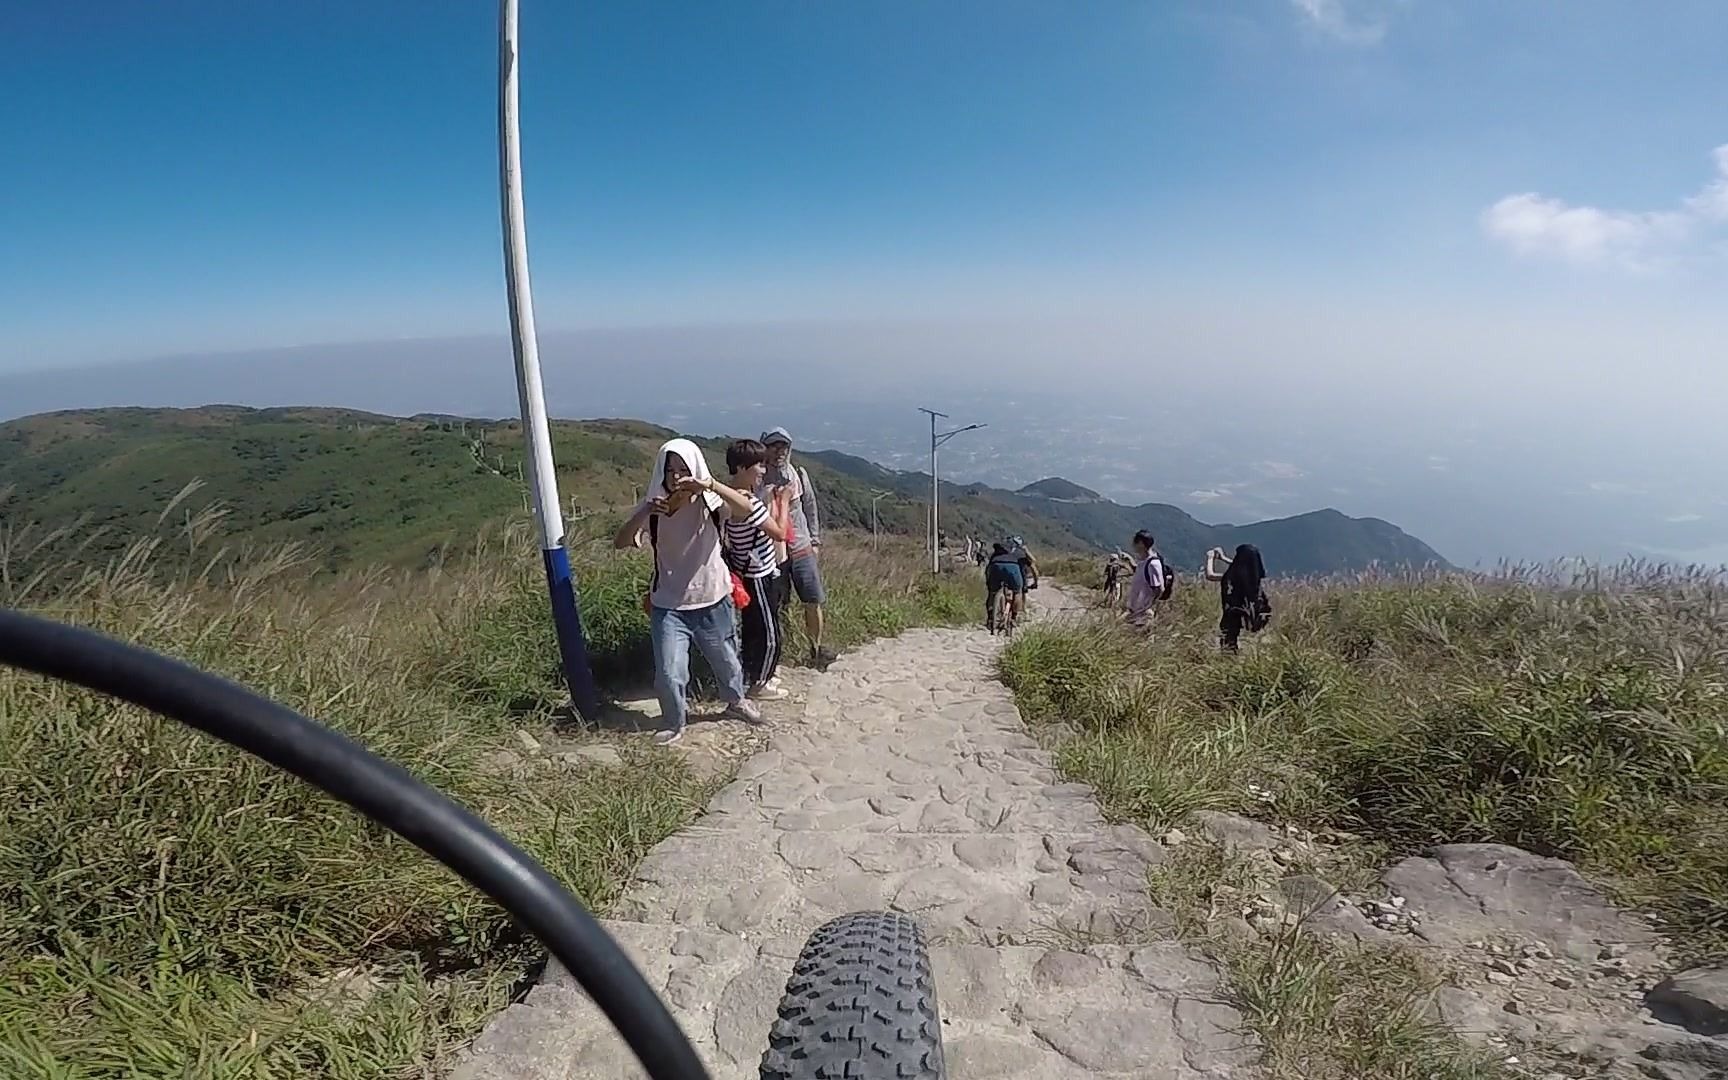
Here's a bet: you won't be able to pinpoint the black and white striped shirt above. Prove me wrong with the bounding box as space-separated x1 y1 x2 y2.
723 495 778 579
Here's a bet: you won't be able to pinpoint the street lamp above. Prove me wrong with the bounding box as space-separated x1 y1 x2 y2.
497 0 601 723
871 491 892 551
918 408 986 574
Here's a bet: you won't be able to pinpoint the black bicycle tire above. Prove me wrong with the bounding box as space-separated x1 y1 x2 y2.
0 608 708 1080
759 911 946 1080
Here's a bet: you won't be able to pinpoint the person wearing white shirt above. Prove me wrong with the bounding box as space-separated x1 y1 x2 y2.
614 438 766 744
1125 530 1166 632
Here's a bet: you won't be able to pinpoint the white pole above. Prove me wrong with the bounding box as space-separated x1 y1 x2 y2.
500 0 562 551
932 438 940 574
499 0 599 721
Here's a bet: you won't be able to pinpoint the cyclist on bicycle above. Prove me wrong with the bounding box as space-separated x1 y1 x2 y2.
984 542 1025 632
1008 536 1038 590
1001 537 1039 624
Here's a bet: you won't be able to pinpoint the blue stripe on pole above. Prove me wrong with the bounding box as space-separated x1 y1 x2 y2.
541 545 602 723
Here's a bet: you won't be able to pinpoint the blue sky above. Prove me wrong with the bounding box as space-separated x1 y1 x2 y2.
3 0 1725 369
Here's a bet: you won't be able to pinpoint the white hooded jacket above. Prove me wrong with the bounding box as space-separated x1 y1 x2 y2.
639 439 731 611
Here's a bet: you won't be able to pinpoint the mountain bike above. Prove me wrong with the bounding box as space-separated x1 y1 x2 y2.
989 584 1017 635
0 608 948 1080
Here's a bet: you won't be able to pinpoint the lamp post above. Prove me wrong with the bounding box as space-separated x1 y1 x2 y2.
871 491 891 551
918 408 985 574
497 0 600 722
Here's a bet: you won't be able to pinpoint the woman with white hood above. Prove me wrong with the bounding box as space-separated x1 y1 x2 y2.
614 439 764 744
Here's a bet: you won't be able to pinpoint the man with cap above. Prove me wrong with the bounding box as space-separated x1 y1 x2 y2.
758 427 834 670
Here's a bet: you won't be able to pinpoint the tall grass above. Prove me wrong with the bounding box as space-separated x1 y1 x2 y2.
0 521 975 1077
1006 564 1728 1078
1002 563 1728 959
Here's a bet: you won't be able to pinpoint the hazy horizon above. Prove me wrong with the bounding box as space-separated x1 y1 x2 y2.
3 2 1725 569
5 324 1723 571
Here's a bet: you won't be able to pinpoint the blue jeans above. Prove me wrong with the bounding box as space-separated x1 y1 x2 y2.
650 598 746 730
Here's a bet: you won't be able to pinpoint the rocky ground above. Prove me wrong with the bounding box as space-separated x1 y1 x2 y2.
455 593 1257 1079
1187 808 1728 1079
456 586 1726 1079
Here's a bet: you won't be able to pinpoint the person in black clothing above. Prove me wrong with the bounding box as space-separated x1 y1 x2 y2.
1205 543 1267 653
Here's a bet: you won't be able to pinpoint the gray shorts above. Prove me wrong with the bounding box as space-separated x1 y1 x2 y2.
784 550 826 605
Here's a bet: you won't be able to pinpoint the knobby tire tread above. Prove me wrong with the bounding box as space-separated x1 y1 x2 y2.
758 912 946 1080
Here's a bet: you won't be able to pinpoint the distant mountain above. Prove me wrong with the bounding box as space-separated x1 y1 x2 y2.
799 449 1450 577
0 406 1446 579
1016 478 1100 501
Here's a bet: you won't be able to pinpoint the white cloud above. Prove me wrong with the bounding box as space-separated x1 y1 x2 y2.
1685 145 1728 223
1585 480 1647 496
1187 488 1230 501
1482 144 1728 270
1666 512 1705 524
1289 0 1388 45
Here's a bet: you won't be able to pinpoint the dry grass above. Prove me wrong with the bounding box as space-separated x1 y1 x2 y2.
1145 842 1508 1080
1003 562 1728 1077
0 520 976 1078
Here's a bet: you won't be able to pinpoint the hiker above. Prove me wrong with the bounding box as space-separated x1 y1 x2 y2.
1205 543 1269 653
614 439 764 744
1125 531 1165 632
1102 552 1126 605
984 542 1025 632
1007 535 1038 594
723 438 791 699
758 428 835 670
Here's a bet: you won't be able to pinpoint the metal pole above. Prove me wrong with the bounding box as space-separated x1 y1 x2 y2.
871 491 889 552
919 408 946 574
932 439 940 573
499 0 601 723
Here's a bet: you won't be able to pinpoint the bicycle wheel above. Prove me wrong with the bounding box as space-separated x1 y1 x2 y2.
760 912 946 1080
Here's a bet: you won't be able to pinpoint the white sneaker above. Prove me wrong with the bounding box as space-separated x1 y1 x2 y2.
653 726 685 746
727 699 765 725
763 676 784 692
749 684 789 701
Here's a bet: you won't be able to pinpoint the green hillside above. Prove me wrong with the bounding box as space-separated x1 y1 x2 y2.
1 406 1446 578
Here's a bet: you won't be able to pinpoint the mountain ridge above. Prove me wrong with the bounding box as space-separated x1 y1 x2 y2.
787 445 1450 574
0 405 1448 577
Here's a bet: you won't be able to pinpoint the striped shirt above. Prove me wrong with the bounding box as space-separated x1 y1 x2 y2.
723 495 778 579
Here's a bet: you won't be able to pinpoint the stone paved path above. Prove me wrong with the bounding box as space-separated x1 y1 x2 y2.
457 596 1254 1079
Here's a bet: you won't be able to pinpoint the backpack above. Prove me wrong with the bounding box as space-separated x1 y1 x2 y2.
1248 591 1272 633
1151 553 1176 602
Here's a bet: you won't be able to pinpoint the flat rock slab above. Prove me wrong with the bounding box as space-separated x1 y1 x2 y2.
456 613 1251 1079
1384 843 1659 964
1649 965 1728 1037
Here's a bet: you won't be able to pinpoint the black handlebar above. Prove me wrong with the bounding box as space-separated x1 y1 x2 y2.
0 607 709 1080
